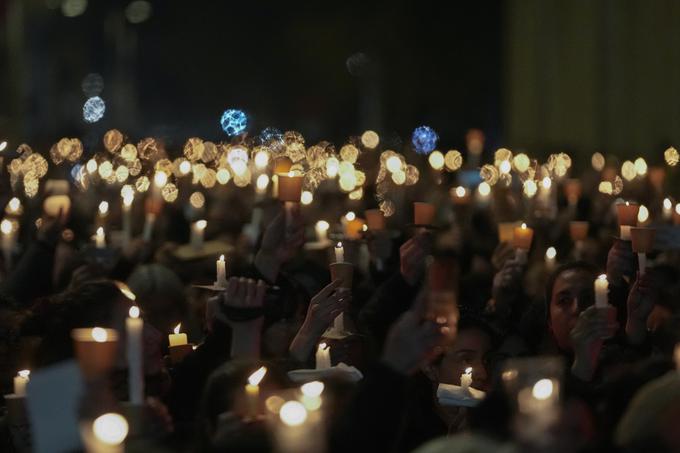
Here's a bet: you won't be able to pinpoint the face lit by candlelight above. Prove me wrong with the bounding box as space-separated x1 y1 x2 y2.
248 366 267 386
430 326 491 391
549 267 596 351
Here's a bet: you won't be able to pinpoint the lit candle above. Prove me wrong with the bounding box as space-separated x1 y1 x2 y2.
98 200 109 219
513 223 534 263
142 212 156 242
545 247 557 270
13 370 30 397
300 381 324 412
1 219 14 269
334 242 344 263
245 366 267 420
616 201 639 240
168 323 188 347
315 342 331 369
71 327 119 378
215 254 227 288
460 367 473 392
122 194 133 247
663 198 673 221
126 306 144 405
190 219 207 250
315 221 330 243
5 197 22 216
277 171 304 203
43 195 70 219
344 217 365 240
91 413 128 450
630 227 656 275
594 274 609 308
451 186 471 205
94 226 106 249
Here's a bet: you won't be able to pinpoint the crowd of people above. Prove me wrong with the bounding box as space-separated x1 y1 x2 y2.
1 132 680 453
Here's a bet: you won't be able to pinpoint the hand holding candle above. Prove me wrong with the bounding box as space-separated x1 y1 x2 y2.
513 223 534 263
315 342 331 369
245 366 267 420
594 274 609 308
630 227 656 274
168 323 192 365
616 201 639 240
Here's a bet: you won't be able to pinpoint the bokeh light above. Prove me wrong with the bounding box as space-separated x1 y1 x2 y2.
83 96 105 123
591 152 606 171
411 126 438 155
361 130 380 149
125 0 152 24
220 109 247 136
62 0 87 17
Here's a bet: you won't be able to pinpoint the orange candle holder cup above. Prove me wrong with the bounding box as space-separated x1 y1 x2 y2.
273 157 293 175
330 262 354 290
169 344 194 365
616 202 640 227
344 218 365 240
277 173 304 203
512 224 534 251
365 209 386 231
498 222 517 243
413 202 436 227
71 328 119 379
569 221 589 242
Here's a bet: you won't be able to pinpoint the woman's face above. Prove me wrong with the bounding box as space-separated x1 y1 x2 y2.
435 327 492 391
549 268 594 351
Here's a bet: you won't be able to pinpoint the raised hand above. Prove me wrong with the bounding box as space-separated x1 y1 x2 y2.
606 239 636 286
570 305 618 381
399 232 431 286
255 207 305 282
625 272 656 344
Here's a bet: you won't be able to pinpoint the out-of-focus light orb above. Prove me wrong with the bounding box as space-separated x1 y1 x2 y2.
115 165 129 183
541 176 552 190
444 150 463 171
454 186 466 198
638 205 649 223
1 219 13 234
216 168 231 185
361 130 380 149
254 150 269 169
532 379 554 400
153 171 168 188
83 96 105 123
98 161 113 179
340 144 359 163
189 192 205 209
339 174 357 192
220 109 247 136
513 153 530 173
301 191 313 205
338 161 355 176
62 0 87 17
135 176 150 193
230 160 247 176
524 179 538 197
634 157 648 176
664 198 673 210
120 185 134 199
411 125 438 155
665 147 679 166
349 188 363 200
478 181 491 196
591 152 606 171
345 211 356 222
81 73 104 97
385 155 403 173
676 203 680 215
179 160 192 175
428 151 445 170
260 127 283 143
621 160 637 181
92 413 128 445
98 201 109 216
161 183 178 202
598 181 613 195
279 401 307 427
0 141 7 152
7 197 21 214
125 0 152 24
546 247 557 260
498 160 512 174
326 157 340 178
391 170 406 185
255 174 269 191
494 148 513 163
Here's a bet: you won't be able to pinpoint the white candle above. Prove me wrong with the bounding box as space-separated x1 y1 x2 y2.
122 194 133 247
215 254 227 288
190 219 207 249
98 201 109 218
13 370 30 397
334 242 344 263
315 220 329 243
245 366 267 419
545 247 556 270
460 367 472 392
142 213 156 242
663 198 673 221
594 274 609 308
126 306 144 405
315 342 331 369
168 323 188 347
1 219 14 269
95 226 106 249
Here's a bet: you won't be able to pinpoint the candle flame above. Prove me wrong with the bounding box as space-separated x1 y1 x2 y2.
115 281 136 301
92 327 108 343
173 323 181 335
676 203 680 215
98 201 109 215
532 378 554 400
153 171 168 188
1 219 13 234
18 369 30 379
316 220 329 231
546 247 557 259
335 242 342 249
345 211 356 221
8 197 21 212
319 342 328 350
464 367 473 376
248 366 267 386
97 226 104 236
219 254 225 262
287 170 294 177
521 223 527 229
664 198 672 209
196 219 207 229
455 186 466 197
598 274 607 281
129 306 140 319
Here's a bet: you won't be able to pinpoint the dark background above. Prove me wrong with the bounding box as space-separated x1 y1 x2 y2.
0 0 501 152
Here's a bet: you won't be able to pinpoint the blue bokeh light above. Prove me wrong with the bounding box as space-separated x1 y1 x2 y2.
260 127 283 143
83 96 105 123
220 109 248 136
411 125 438 155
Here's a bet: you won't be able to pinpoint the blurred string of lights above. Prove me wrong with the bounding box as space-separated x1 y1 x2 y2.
1 117 678 218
